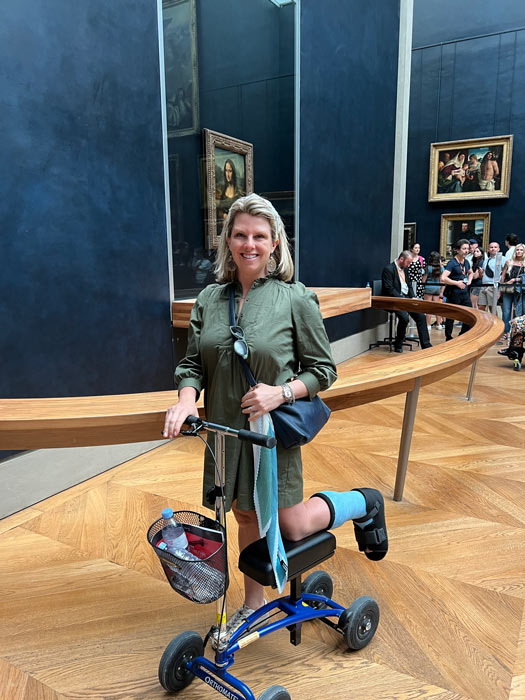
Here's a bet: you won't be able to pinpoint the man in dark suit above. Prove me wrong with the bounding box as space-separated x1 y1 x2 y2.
381 251 432 352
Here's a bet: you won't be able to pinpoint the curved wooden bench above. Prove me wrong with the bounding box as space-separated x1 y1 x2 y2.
0 298 502 451
172 286 371 327
326 296 503 410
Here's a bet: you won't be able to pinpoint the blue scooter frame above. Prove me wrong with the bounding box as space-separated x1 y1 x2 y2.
188 594 346 700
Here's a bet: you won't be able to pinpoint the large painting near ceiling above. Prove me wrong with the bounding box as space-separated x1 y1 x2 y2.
163 0 199 138
428 135 513 202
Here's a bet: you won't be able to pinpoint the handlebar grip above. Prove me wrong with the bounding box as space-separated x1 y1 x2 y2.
184 415 201 426
238 429 277 449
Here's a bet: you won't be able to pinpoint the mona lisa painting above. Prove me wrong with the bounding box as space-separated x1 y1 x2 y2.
203 129 254 249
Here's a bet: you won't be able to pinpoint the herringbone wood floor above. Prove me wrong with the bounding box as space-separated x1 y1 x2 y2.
1 336 524 700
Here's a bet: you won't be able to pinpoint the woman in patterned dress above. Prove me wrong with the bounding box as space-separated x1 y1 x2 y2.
406 243 426 299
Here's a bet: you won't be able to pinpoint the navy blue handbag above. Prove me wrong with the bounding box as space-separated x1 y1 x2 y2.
269 396 331 449
229 286 331 449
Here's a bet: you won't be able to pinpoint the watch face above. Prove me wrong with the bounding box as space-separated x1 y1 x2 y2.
282 384 293 402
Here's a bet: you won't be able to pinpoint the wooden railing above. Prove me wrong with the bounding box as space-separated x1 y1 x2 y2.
0 297 502 450
172 287 371 327
325 296 503 411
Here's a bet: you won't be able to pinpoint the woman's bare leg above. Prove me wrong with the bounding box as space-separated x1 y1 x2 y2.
278 498 332 542
233 490 375 607
232 502 266 609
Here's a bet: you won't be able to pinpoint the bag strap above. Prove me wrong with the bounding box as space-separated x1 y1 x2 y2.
229 285 257 387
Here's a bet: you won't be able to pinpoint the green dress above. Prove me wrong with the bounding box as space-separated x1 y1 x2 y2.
175 277 337 512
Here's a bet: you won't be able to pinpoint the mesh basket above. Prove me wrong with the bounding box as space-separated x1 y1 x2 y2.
147 510 228 604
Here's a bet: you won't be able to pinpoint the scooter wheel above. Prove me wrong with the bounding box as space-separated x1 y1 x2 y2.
514 359 521 371
301 570 333 609
342 596 380 650
158 630 203 692
258 685 291 699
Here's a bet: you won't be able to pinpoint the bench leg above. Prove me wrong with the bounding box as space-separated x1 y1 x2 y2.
394 377 421 502
466 360 478 401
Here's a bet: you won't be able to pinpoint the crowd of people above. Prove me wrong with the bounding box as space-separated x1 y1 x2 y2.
381 233 523 350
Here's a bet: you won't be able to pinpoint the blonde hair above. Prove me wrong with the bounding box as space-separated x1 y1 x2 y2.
510 243 525 264
214 193 294 283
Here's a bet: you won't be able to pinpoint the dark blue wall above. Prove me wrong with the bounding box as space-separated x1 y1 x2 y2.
413 0 525 48
169 0 295 293
299 0 400 340
407 5 525 255
0 0 174 400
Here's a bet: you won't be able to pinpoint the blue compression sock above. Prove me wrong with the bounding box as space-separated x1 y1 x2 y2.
313 490 371 530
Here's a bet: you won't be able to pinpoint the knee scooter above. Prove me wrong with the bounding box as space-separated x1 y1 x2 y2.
148 416 380 700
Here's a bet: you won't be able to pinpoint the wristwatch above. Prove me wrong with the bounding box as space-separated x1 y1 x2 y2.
281 383 295 404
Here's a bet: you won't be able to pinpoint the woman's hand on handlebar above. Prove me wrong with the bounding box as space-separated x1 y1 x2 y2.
163 387 198 438
241 383 283 422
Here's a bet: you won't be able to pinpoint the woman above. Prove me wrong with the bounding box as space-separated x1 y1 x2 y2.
440 238 473 341
163 194 388 649
216 159 243 231
438 152 466 193
422 251 444 329
469 246 485 309
406 243 425 299
500 243 525 338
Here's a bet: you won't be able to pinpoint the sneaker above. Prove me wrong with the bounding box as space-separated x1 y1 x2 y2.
427 325 432 332
211 600 269 651
436 324 444 330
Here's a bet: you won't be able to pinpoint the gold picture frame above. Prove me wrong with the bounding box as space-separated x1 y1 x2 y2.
428 135 513 202
440 212 491 260
203 129 254 249
403 222 417 250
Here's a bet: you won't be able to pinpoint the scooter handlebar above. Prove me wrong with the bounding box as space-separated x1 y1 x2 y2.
183 416 276 449
238 429 277 449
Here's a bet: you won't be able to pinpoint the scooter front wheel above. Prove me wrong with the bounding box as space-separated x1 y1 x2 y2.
158 630 203 692
342 596 380 650
258 685 291 700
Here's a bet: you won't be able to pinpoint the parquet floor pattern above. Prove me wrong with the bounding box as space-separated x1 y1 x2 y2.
1 338 524 700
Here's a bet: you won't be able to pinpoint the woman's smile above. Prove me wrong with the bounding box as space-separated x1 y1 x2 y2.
227 213 277 282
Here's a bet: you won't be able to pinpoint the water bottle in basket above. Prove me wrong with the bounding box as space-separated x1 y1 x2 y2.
161 508 188 551
159 508 199 596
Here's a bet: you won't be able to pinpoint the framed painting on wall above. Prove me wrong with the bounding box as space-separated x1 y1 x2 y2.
440 212 491 260
203 129 254 249
403 222 417 251
163 0 199 138
428 135 513 202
